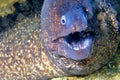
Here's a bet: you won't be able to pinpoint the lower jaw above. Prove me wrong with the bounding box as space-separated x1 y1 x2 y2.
57 37 93 60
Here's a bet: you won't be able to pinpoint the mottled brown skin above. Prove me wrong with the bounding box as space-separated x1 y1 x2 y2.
0 0 120 80
0 15 66 80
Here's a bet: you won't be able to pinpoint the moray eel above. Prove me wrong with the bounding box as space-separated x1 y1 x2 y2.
41 0 119 78
0 0 120 80
41 0 94 60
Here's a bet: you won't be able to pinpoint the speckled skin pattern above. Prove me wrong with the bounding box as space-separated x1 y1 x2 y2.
0 15 66 80
0 0 120 80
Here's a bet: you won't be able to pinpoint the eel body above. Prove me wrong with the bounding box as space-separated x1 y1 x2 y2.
0 15 65 80
0 0 120 80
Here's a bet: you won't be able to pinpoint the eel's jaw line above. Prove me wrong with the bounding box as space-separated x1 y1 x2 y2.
63 38 92 51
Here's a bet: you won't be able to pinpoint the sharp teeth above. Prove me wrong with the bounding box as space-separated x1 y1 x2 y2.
62 38 91 50
79 43 84 49
67 43 72 49
78 39 91 49
63 39 67 45
83 39 90 48
62 39 72 49
73 47 80 50
72 42 80 50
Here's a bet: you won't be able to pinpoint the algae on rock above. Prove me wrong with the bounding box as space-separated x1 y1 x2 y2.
0 0 26 17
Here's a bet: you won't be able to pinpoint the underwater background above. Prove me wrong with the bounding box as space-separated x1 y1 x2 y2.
0 0 120 80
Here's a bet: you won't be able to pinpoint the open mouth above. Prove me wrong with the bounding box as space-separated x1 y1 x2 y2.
53 31 95 50
52 30 96 60
63 31 95 50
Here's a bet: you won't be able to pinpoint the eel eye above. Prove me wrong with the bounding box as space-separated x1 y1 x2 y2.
61 15 66 25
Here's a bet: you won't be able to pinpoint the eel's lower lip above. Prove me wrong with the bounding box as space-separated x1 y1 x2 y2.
52 31 95 60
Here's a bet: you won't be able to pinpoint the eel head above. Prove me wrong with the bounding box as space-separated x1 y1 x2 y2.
41 0 95 61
